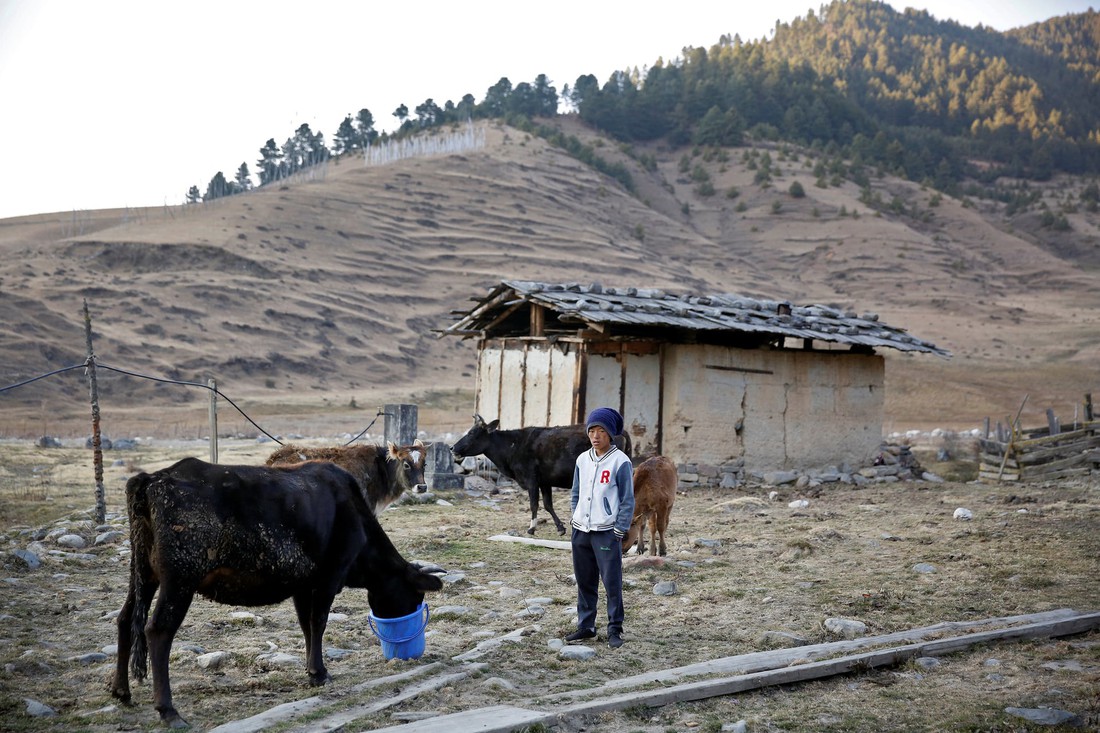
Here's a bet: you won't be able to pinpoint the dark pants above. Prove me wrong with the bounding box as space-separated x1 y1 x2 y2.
571 528 624 634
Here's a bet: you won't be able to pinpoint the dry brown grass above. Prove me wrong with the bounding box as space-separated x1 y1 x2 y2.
1 439 1097 732
1 121 1098 441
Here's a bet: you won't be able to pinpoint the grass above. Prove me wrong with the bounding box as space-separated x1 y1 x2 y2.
0 439 1097 731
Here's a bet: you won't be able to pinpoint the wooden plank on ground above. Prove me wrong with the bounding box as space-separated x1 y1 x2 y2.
555 611 1100 717
370 705 551 733
207 663 450 733
541 608 1085 702
368 610 1100 733
488 534 571 550
294 669 475 733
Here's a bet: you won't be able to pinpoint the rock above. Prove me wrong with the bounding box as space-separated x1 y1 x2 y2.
229 611 263 625
36 436 62 448
324 648 355 660
824 618 867 638
65 652 109 665
914 656 940 669
196 651 230 670
24 698 57 717
559 645 597 661
95 531 124 545
758 631 808 648
56 534 86 549
952 507 973 521
11 549 40 569
256 652 300 666
653 581 678 596
722 722 748 733
788 499 810 509
1004 707 1080 726
912 563 937 574
763 471 799 486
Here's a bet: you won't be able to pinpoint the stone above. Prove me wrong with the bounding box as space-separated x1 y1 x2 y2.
195 651 231 670
824 618 867 638
559 645 597 661
56 534 86 549
1004 707 1079 726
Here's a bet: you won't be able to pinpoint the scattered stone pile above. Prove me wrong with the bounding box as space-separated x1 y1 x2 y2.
454 441 944 494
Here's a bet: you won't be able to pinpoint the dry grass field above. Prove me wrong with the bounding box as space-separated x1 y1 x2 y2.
1 119 1098 441
1 438 1098 732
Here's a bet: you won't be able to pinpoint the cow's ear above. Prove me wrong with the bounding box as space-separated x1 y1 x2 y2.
387 442 398 458
411 566 444 592
414 438 426 447
487 419 500 431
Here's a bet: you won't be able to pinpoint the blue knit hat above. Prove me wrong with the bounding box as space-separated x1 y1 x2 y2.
585 407 623 437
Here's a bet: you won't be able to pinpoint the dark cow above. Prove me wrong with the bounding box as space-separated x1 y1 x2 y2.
110 457 443 728
265 441 429 513
451 414 632 535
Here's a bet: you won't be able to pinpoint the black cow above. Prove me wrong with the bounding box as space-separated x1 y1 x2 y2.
265 441 429 513
450 414 632 535
110 457 443 729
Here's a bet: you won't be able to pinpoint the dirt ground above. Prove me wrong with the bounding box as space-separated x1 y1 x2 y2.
1 438 1098 732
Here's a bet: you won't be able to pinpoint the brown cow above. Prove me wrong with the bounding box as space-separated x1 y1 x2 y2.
266 441 428 513
622 456 678 556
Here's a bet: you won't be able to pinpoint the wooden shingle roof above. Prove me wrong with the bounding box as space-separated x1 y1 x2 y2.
444 280 950 357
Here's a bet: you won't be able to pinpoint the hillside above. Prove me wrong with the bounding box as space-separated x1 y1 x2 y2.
1 119 1097 440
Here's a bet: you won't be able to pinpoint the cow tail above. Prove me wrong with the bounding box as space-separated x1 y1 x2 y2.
125 472 154 682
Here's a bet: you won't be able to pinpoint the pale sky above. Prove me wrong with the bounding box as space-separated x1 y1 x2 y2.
0 0 1092 220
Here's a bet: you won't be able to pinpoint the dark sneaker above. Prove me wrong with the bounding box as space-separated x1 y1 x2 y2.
608 632 625 649
564 628 597 643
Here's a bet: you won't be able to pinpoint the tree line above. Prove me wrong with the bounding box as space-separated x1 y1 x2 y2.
191 0 1099 203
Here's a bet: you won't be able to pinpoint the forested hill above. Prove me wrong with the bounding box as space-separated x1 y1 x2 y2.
573 0 1100 188
192 1 1098 205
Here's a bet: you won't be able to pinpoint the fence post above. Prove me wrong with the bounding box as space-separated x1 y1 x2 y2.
384 404 418 446
82 300 106 524
208 378 218 463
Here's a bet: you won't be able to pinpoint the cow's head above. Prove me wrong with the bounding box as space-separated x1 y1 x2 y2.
388 439 429 494
450 413 499 462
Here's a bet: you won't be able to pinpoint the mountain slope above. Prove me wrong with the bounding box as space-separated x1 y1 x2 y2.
1 120 1096 438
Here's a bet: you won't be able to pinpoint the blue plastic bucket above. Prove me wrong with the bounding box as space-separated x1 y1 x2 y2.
368 602 430 660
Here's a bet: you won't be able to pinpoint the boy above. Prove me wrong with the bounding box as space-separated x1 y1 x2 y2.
566 407 634 649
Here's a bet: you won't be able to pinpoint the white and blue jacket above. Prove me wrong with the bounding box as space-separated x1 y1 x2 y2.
570 445 635 537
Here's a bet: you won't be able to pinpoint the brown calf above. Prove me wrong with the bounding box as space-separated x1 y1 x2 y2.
266 441 428 513
622 455 677 556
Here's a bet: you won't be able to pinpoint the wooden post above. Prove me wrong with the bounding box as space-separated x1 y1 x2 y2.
997 395 1029 482
384 404 418 445
1086 393 1094 422
1046 408 1059 436
82 300 106 524
208 378 218 463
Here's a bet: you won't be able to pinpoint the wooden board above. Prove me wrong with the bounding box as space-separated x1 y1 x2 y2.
488 533 572 550
210 609 1099 733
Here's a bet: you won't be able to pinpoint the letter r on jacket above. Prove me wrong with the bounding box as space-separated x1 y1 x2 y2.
600 470 611 484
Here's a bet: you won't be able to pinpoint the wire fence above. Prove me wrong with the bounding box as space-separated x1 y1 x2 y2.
0 359 387 448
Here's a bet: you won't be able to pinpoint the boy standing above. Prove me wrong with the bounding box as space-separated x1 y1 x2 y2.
566 407 634 649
